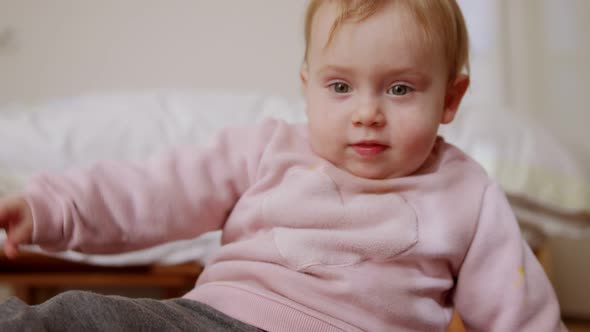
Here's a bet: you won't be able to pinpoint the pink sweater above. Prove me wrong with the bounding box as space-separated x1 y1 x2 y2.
25 119 564 331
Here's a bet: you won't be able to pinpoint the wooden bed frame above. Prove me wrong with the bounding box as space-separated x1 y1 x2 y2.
0 251 202 304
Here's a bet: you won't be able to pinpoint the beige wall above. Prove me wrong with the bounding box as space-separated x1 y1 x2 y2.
0 1 308 103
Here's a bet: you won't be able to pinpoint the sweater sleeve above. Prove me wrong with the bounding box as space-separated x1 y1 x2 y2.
24 119 278 253
453 182 566 332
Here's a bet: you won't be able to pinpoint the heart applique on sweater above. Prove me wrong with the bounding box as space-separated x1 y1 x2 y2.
262 166 418 270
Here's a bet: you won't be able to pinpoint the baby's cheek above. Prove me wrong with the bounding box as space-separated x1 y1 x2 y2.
309 107 343 138
406 132 432 151
398 124 438 159
307 122 332 157
312 130 341 161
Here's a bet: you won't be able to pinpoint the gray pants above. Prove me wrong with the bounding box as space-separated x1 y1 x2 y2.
0 290 263 332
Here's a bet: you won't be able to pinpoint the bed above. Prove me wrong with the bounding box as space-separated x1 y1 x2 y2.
0 92 588 327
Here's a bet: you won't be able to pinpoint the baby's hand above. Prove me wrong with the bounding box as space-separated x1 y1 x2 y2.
0 195 33 258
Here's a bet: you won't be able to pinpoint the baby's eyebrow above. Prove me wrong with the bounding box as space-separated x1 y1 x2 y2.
379 66 428 78
317 65 355 76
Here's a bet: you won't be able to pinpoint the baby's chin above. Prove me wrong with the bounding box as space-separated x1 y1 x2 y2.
343 163 407 180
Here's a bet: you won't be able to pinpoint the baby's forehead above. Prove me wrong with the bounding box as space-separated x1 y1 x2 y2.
309 3 439 67
309 2 439 60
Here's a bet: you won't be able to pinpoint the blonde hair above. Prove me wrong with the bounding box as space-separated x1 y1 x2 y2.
303 0 470 82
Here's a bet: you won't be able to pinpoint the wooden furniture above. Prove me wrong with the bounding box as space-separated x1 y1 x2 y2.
0 252 203 304
447 311 466 332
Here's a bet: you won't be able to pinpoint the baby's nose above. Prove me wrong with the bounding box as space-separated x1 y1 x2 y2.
352 101 385 127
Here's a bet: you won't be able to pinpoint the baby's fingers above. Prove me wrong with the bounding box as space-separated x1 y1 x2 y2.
4 240 20 258
0 195 33 258
0 195 24 225
5 217 33 257
6 214 33 245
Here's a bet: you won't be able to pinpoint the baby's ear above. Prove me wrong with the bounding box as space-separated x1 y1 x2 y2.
441 75 469 124
300 63 309 91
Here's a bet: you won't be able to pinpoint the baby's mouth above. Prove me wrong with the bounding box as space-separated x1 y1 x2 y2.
350 141 388 157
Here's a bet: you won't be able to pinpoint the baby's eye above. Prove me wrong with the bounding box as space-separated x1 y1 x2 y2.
330 82 352 94
387 84 413 96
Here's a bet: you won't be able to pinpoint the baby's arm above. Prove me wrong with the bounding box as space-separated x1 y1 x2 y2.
453 183 566 331
7 121 275 254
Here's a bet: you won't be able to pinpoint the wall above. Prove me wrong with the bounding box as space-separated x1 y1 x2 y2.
0 0 307 103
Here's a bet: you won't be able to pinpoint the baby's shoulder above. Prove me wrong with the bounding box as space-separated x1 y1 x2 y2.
414 141 494 223
435 140 492 186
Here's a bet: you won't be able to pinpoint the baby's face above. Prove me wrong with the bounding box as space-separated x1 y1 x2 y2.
302 2 466 179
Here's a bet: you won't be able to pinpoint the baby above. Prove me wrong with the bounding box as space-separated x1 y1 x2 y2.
0 0 566 331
